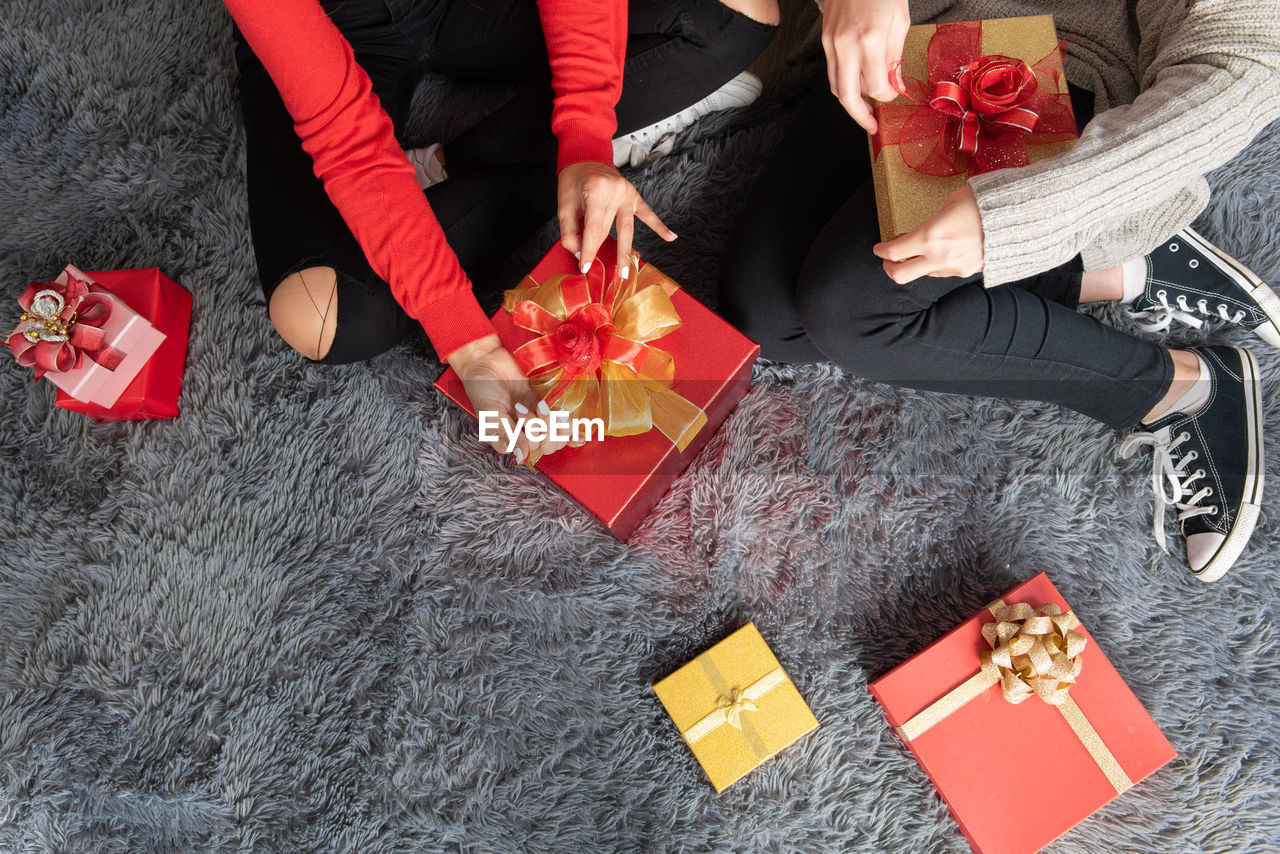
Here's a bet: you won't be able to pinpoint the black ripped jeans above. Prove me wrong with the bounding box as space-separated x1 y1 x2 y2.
235 0 776 363
717 80 1173 430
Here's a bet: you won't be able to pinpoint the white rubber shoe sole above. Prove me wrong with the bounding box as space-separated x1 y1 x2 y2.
613 71 764 168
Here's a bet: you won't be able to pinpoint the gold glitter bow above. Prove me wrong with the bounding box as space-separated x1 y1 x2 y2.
718 688 759 730
682 667 787 744
979 602 1086 705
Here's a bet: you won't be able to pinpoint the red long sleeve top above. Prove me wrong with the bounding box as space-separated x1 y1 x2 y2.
224 0 626 360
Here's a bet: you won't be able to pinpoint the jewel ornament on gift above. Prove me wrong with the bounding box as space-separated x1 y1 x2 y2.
8 273 125 377
502 251 708 451
873 20 1077 177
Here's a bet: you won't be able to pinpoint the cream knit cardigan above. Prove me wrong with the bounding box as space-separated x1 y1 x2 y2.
817 0 1280 284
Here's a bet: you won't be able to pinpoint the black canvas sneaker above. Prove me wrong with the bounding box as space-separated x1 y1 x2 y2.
1119 346 1265 582
1127 228 1280 347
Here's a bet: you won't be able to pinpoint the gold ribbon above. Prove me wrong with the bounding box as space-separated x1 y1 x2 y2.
503 252 708 451
681 664 787 751
897 598 1133 794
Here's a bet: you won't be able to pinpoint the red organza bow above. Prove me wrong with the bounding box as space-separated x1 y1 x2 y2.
6 272 124 377
873 21 1077 176
502 253 707 450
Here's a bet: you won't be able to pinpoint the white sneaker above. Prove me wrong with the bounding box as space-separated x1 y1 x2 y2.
405 143 448 190
612 71 764 168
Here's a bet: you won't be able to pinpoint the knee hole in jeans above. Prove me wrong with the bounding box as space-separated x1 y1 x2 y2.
268 266 339 361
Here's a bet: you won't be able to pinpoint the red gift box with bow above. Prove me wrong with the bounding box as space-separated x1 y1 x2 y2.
869 15 1079 240
435 240 758 540
7 266 192 421
869 573 1176 854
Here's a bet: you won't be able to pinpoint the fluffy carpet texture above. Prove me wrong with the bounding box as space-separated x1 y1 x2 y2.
2 0 1278 851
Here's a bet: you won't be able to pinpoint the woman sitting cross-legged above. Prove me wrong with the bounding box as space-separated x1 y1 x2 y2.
226 0 778 463
719 0 1280 581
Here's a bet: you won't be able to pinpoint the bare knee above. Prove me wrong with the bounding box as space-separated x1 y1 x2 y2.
718 0 779 26
269 266 338 361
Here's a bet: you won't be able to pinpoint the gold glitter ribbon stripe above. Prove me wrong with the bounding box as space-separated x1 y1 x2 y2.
1058 696 1133 794
682 660 786 757
897 598 1133 794
897 668 999 742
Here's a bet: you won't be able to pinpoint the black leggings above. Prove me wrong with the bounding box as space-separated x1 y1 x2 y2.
235 0 776 363
717 80 1173 430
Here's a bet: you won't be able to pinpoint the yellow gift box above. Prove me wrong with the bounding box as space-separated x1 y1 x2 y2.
652 623 819 792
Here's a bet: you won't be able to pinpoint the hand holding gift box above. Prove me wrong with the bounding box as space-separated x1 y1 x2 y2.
7 265 192 421
437 239 758 540
869 16 1078 241
870 573 1175 854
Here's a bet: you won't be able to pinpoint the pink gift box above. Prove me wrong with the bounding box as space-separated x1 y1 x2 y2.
11 265 165 409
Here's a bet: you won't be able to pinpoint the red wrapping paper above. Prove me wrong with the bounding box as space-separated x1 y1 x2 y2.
53 268 193 421
435 240 758 540
869 573 1175 854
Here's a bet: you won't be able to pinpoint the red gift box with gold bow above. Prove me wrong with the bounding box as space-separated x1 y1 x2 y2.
435 240 758 540
7 265 192 421
869 573 1175 854
869 15 1079 240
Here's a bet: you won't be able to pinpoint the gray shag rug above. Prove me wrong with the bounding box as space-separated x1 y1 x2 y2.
2 1 1278 851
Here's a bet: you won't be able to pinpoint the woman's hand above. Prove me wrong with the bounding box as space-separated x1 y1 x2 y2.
821 0 910 132
557 161 677 278
448 335 570 465
873 185 985 283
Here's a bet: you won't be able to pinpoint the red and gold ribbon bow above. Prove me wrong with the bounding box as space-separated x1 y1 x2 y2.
502 252 707 451
6 272 124 378
873 21 1077 176
979 601 1086 705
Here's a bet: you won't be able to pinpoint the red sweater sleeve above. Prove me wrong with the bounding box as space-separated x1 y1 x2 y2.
537 0 627 170
224 0 495 360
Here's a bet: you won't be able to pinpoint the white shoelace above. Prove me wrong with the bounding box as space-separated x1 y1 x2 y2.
1119 429 1217 552
1127 289 1246 334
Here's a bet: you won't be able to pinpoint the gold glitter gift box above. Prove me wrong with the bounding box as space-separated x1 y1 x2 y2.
868 15 1078 240
652 623 819 792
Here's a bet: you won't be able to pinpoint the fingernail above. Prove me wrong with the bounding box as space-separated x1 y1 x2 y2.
620 265 630 279
581 260 592 274
537 400 550 416
574 251 581 259
514 402 529 415
513 447 525 465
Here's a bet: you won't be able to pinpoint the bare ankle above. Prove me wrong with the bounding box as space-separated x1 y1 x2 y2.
1079 265 1124 303
1142 349 1202 424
